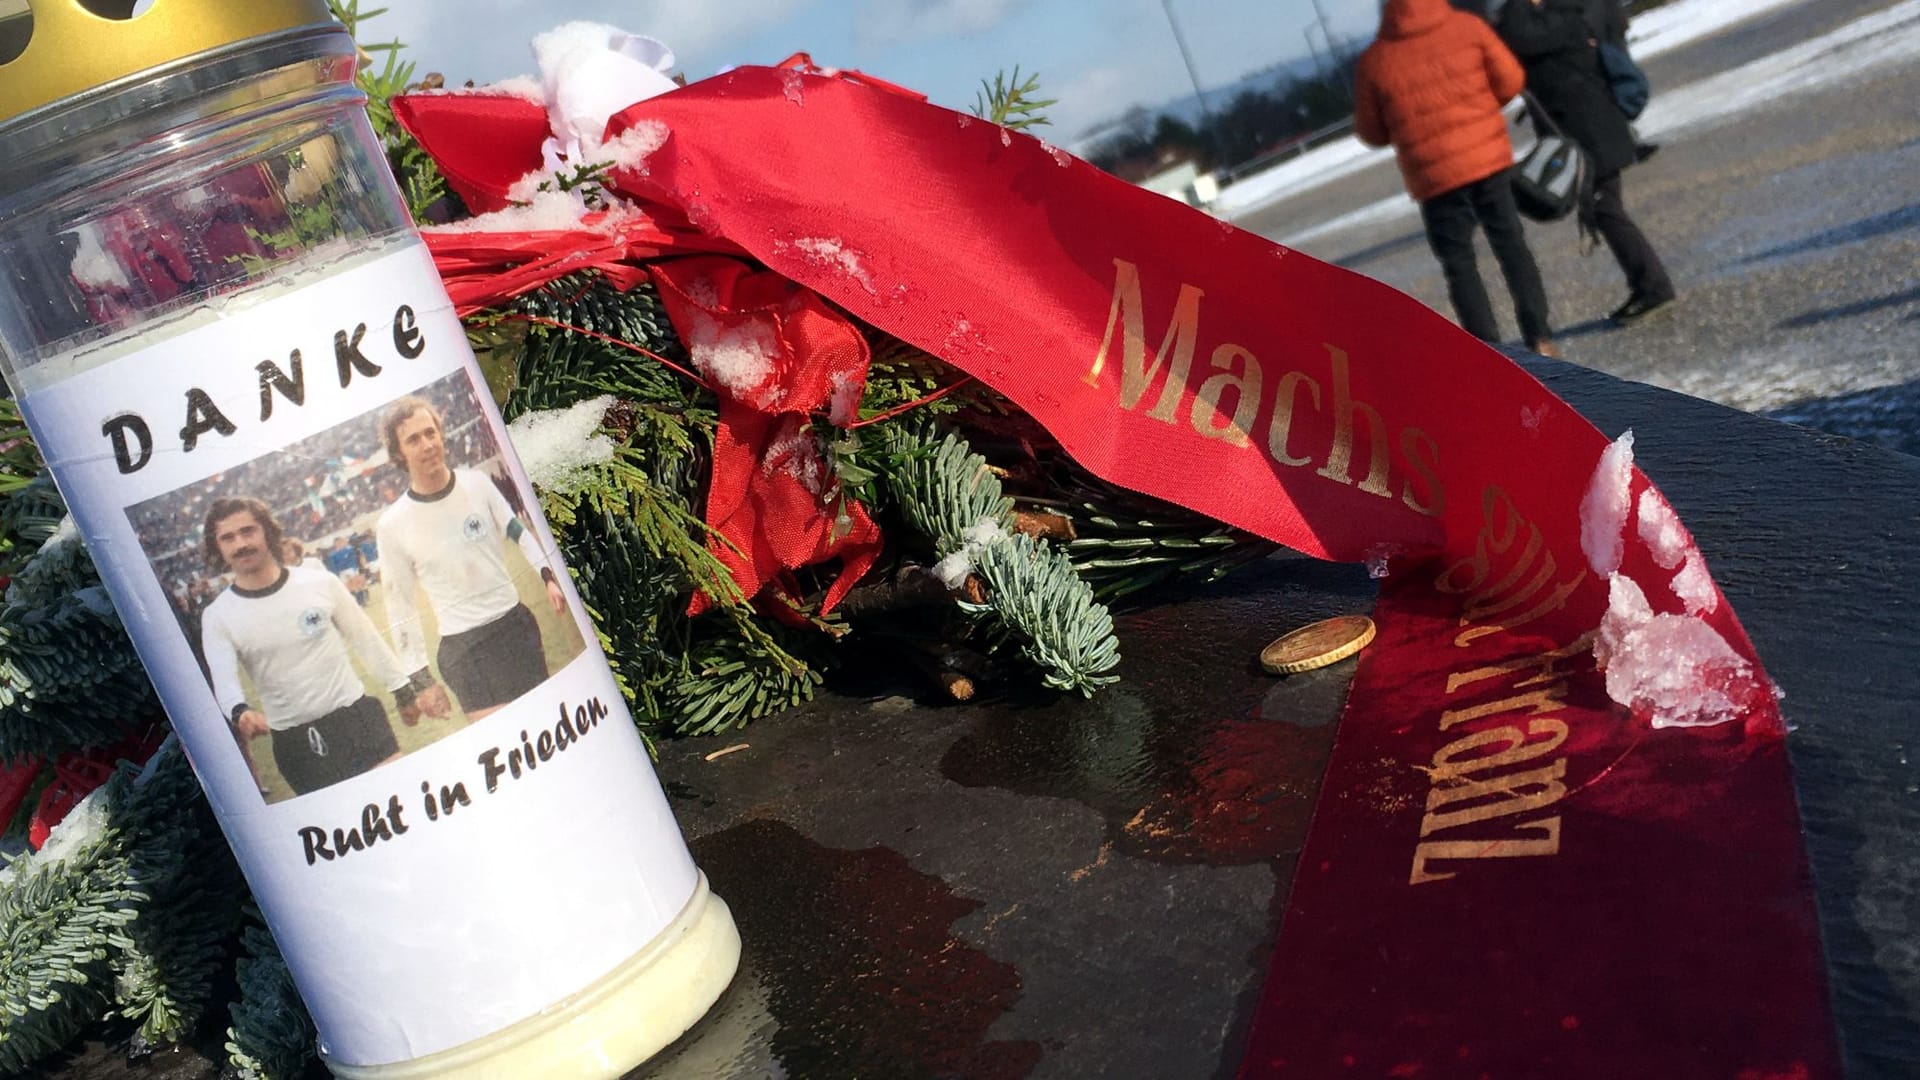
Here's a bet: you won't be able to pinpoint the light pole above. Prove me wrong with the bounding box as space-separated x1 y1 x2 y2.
1307 0 1342 66
1159 0 1218 137
1303 7 1354 107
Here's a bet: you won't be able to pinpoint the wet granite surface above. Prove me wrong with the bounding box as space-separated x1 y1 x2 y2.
48 356 1920 1078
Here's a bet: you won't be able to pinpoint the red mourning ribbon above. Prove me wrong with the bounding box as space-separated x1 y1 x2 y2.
393 65 1834 1076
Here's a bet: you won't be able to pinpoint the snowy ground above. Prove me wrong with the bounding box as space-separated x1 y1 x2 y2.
1234 0 1920 246
1227 0 1920 459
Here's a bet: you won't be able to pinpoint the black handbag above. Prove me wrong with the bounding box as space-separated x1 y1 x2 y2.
1510 95 1589 223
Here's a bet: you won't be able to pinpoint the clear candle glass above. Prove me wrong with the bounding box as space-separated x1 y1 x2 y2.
0 7 737 1077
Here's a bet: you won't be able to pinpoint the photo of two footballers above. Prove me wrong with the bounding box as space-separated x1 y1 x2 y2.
127 369 588 805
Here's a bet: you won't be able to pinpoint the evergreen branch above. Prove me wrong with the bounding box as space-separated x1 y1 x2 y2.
663 624 826 737
0 504 162 762
328 0 452 222
969 533 1120 694
111 743 246 1052
0 400 40 501
880 428 1118 694
224 912 316 1080
488 274 705 421
971 66 1056 131
1063 509 1275 601
0 804 133 1075
879 427 1014 550
0 740 243 1073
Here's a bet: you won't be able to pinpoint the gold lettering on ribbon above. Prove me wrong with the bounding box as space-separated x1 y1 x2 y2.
1086 258 1202 422
1428 719 1570 782
1399 427 1445 517
1085 259 1449 518
1409 817 1561 885
1266 369 1322 467
1314 344 1393 498
1420 759 1568 835
1189 342 1261 447
1408 631 1591 884
1436 485 1587 647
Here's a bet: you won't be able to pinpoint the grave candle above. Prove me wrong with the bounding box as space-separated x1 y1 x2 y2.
0 3 739 1077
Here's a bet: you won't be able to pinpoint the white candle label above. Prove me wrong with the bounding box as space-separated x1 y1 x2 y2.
17 243 699 1066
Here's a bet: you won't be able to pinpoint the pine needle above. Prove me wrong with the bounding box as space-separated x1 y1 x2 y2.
971 66 1056 131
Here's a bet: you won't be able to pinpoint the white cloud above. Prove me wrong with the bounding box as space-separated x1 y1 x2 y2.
1049 64 1150 148
627 0 815 64
377 0 814 86
855 0 1020 47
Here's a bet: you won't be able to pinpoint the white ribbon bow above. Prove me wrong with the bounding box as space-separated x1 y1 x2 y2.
531 23 679 168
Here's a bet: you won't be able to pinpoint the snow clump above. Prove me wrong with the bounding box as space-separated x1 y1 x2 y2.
934 517 1011 589
506 395 617 495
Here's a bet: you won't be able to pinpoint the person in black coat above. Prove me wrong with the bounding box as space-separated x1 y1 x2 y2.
1497 0 1676 324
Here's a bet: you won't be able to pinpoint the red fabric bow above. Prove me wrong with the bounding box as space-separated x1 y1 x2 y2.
0 727 166 851
650 257 881 616
391 89 881 614
388 93 552 214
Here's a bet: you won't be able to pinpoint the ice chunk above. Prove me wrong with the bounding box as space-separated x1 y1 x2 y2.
1580 430 1636 576
73 586 118 619
782 69 806 105
600 120 669 176
1363 542 1400 580
418 76 548 103
780 237 879 297
425 187 592 234
1595 572 1758 728
42 515 80 553
1635 488 1689 569
933 550 974 589
1671 550 1718 615
506 395 616 494
961 518 1009 549
827 369 863 427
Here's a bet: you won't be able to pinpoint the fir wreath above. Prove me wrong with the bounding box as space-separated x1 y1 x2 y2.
0 6 1271 1074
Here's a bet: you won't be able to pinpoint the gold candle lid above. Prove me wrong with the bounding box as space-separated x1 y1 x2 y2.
0 0 337 125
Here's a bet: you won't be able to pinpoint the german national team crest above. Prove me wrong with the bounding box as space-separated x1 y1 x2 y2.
462 512 486 542
297 607 326 638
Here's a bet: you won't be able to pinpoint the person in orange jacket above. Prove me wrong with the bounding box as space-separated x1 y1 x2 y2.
1355 0 1557 355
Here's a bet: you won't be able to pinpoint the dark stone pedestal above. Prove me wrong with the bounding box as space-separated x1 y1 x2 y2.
49 357 1920 1077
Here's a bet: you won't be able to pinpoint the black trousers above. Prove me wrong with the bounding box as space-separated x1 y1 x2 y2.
1588 170 1674 302
271 695 398 796
437 602 550 712
1419 171 1552 347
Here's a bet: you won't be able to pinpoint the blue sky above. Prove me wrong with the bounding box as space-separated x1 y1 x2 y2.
377 0 1382 146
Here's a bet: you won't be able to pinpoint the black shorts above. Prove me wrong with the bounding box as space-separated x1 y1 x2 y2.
437 603 549 712
271 695 399 796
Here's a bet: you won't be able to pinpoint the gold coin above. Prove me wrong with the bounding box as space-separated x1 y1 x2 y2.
1260 615 1376 675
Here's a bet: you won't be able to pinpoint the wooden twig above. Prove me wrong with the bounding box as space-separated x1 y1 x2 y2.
1011 508 1076 541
